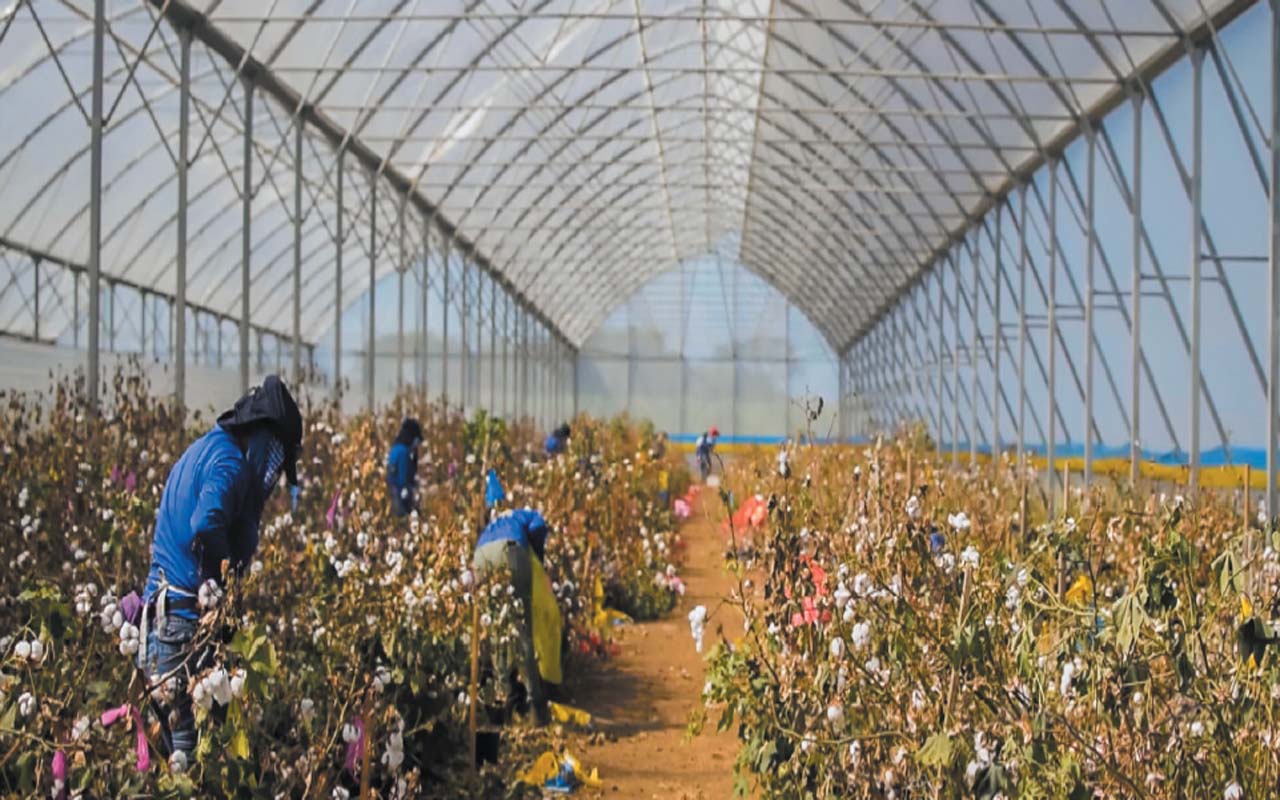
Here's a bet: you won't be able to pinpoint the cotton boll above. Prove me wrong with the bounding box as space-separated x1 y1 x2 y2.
688 605 708 653
829 637 845 660
169 750 188 774
1224 782 1243 800
192 680 213 711
342 723 360 743
826 703 844 726
14 640 30 660
850 621 871 650
209 667 233 706
17 691 35 717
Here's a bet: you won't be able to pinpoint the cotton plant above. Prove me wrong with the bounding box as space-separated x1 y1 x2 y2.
696 431 1279 798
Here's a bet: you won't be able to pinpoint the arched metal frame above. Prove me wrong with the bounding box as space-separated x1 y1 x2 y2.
1 0 1275 492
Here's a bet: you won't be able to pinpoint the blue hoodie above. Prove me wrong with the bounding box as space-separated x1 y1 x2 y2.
143 427 269 618
476 508 549 561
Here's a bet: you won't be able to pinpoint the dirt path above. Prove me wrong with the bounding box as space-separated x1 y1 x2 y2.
568 491 742 798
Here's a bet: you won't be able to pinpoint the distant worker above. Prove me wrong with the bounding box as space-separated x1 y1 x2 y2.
544 422 571 456
139 375 303 765
695 426 720 481
473 505 551 724
386 418 422 517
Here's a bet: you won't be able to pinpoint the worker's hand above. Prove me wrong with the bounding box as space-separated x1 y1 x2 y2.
290 484 301 512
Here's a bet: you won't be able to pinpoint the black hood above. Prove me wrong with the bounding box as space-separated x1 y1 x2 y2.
217 375 303 486
396 418 423 446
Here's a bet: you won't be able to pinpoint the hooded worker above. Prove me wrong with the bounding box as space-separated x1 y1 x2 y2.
695 426 720 481
544 422 571 456
387 418 423 517
138 375 303 763
473 481 551 725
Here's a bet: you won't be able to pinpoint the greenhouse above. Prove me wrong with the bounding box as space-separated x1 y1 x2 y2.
2 0 1280 797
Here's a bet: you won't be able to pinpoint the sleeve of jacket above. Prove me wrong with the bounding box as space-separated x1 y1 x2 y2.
189 452 247 585
396 448 414 499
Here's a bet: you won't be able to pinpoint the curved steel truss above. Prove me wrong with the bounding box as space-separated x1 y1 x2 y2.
0 0 1252 355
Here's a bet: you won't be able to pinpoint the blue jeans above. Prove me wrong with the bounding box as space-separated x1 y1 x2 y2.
136 614 199 756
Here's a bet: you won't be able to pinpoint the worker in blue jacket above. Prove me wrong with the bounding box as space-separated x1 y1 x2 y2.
544 423 571 456
386 417 422 517
473 504 550 724
138 375 302 763
695 426 720 481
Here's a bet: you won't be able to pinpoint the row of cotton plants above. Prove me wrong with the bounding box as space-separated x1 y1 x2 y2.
0 367 687 798
696 430 1278 799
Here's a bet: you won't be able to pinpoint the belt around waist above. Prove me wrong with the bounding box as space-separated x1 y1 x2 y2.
150 594 198 612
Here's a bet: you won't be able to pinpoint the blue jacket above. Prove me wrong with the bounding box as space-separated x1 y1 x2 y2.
695 434 717 456
544 433 567 455
387 442 416 500
477 509 549 561
144 427 264 618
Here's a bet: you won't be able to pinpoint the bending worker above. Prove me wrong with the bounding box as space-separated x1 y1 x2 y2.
473 503 552 725
695 426 720 481
387 417 422 517
139 375 303 765
544 422 571 456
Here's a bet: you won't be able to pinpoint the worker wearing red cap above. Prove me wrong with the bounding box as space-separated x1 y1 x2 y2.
694 426 720 481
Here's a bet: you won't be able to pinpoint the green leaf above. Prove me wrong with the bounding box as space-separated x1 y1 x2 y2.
1112 592 1148 657
229 729 250 760
0 698 16 732
1212 548 1244 595
915 731 955 768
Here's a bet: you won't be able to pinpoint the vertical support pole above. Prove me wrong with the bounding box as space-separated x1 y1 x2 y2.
1084 123 1097 487
397 266 405 396
109 282 116 352
1268 5 1280 524
461 256 469 412
1131 90 1145 486
367 174 377 412
240 79 253 394
427 218 437 396
522 308 530 420
936 269 946 450
442 239 451 406
783 302 791 438
573 343 580 418
396 202 405 397
992 203 1004 463
490 277 497 412
292 117 302 384
502 294 510 416
74 271 80 349
1017 183 1029 476
1189 45 1205 493
334 149 344 402
87 0 105 408
952 252 961 467
1047 157 1059 516
969 236 980 467
175 26 190 405
32 260 39 341
140 289 147 359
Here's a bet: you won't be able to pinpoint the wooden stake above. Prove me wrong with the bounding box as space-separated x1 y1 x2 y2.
359 694 373 799
1245 464 1253 531
469 428 494 771
1062 464 1070 519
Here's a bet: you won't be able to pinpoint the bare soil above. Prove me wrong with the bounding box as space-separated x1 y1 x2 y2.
567 492 744 799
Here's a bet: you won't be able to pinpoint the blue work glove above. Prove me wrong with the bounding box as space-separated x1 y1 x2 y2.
290 484 301 512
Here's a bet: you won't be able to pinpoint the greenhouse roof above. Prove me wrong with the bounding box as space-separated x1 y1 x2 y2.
0 0 1252 350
